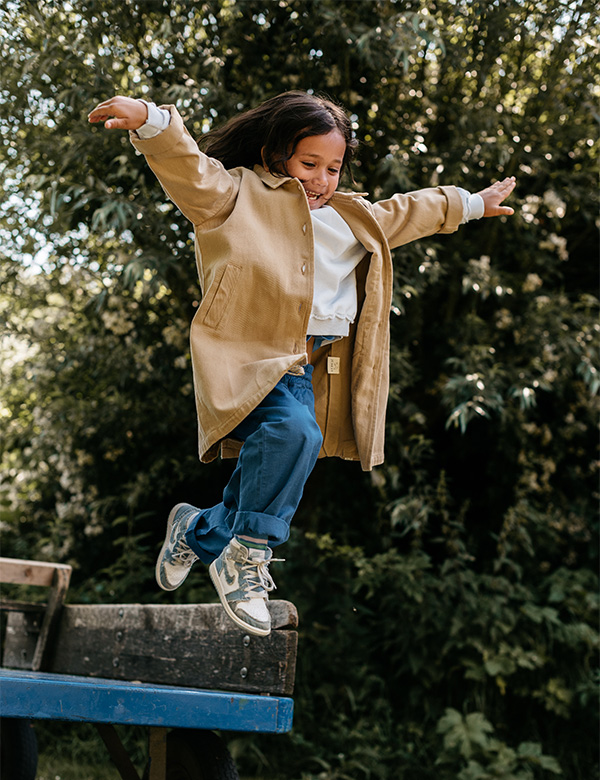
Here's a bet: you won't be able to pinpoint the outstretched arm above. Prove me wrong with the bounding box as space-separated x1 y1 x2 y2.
475 176 517 217
368 176 516 249
88 96 148 130
87 97 235 227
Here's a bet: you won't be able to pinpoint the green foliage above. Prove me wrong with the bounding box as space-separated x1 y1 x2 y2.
437 708 562 779
258 517 595 778
0 0 598 778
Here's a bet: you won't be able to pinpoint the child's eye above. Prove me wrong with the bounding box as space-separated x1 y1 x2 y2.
302 162 315 168
329 168 340 175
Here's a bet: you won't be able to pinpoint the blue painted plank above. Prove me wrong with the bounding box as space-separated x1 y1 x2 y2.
0 670 293 734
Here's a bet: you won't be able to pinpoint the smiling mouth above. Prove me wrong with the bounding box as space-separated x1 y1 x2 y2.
303 188 322 199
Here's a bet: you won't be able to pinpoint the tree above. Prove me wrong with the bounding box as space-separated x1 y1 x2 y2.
1 1 598 777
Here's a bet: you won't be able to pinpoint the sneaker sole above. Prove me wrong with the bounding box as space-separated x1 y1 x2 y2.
209 560 271 637
155 502 194 592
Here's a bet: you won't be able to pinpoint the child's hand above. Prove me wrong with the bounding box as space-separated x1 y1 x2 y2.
476 176 517 217
88 96 148 130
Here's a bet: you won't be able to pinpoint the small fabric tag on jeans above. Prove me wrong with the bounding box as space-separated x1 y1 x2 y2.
327 357 340 375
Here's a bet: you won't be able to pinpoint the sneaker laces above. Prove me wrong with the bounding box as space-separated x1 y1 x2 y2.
172 538 198 565
241 557 284 599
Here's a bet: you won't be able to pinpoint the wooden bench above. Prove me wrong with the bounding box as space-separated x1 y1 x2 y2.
0 557 298 779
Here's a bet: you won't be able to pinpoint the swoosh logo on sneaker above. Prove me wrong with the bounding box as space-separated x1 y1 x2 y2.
222 559 238 589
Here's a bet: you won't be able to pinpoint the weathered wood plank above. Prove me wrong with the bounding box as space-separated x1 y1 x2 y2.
27 602 298 695
0 557 72 588
32 565 72 671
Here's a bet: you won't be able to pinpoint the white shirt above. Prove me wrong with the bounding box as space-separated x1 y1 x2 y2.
308 206 364 336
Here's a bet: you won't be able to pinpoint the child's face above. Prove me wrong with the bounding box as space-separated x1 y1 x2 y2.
285 130 346 209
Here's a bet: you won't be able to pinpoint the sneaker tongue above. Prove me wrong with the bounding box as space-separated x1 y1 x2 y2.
247 546 271 563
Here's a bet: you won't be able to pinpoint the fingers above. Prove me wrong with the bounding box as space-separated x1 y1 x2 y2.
489 176 516 192
104 118 130 130
478 176 517 217
88 97 122 123
489 177 516 205
495 176 516 195
87 96 147 130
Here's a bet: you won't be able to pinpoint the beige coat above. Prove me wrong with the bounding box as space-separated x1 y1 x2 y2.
131 107 463 471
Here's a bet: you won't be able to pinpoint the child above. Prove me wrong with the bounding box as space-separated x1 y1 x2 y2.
88 92 515 637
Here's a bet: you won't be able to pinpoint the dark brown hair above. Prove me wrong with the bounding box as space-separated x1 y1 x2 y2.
200 91 358 174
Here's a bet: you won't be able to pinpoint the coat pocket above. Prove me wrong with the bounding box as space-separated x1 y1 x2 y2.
200 263 242 330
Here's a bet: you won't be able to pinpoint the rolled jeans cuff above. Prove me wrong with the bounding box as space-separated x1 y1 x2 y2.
233 511 291 546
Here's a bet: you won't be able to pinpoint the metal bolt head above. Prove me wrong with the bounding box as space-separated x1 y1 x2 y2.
243 635 251 647
240 667 248 678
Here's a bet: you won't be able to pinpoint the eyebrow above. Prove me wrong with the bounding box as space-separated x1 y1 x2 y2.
300 152 344 163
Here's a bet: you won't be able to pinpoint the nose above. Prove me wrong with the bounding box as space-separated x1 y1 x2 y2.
312 166 328 187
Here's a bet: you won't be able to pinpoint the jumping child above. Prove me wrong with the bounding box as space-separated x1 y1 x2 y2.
88 92 516 637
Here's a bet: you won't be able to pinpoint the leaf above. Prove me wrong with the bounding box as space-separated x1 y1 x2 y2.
438 709 495 759
517 742 562 774
520 603 560 625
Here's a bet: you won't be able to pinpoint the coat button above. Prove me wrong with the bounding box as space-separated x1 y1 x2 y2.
301 263 306 274
302 224 307 234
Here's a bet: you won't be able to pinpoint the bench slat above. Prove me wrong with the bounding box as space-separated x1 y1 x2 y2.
4 601 298 696
0 558 71 588
0 669 293 733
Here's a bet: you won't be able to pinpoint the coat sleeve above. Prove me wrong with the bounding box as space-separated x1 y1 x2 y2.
129 105 235 226
368 185 464 249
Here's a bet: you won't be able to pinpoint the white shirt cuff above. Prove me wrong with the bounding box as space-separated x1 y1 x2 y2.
135 100 171 139
456 187 485 223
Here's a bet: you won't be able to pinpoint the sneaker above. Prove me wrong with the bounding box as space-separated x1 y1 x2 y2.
209 538 281 637
155 503 200 591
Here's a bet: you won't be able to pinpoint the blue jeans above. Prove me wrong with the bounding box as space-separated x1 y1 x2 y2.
185 365 323 563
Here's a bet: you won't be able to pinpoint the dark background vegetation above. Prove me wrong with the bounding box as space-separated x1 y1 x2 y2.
1 1 598 778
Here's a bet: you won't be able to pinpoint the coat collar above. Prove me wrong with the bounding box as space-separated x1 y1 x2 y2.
253 164 290 189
